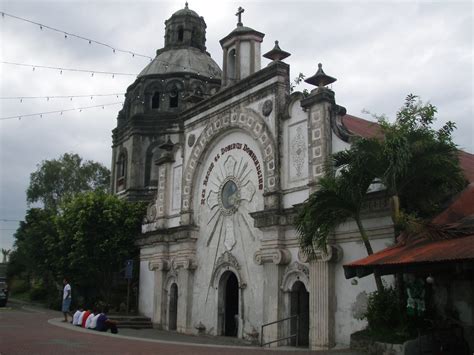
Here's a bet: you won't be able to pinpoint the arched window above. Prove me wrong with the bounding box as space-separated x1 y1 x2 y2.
151 92 160 109
144 144 161 187
178 27 184 42
116 151 127 192
169 90 179 108
191 27 196 46
227 49 236 82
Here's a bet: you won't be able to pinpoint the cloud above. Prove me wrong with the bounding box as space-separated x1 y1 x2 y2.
0 0 472 249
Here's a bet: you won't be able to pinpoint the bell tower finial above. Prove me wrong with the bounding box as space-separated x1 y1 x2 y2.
235 6 244 26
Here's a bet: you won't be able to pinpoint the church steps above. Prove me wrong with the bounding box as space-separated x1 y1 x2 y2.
108 315 153 329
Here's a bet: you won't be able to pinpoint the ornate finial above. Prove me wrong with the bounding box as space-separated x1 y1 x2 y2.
236 6 244 26
305 62 337 88
159 137 175 151
263 40 291 62
185 1 188 8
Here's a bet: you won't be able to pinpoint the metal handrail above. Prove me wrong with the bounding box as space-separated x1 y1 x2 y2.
260 314 299 347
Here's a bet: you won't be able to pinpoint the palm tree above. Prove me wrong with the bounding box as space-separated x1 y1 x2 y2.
296 95 466 294
334 95 466 232
296 165 384 292
1 249 10 263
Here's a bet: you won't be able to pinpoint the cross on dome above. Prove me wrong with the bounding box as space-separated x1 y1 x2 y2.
236 6 244 26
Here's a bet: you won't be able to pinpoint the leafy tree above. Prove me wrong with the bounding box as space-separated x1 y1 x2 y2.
9 208 57 282
296 164 384 291
27 153 110 210
55 191 146 304
335 94 466 230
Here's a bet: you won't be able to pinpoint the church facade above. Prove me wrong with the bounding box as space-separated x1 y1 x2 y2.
111 5 393 349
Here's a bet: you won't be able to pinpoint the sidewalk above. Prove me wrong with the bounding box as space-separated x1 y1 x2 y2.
48 317 365 354
11 298 363 354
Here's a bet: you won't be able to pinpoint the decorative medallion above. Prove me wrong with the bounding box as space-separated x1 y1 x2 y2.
204 154 257 251
146 204 157 222
187 134 196 147
262 99 273 117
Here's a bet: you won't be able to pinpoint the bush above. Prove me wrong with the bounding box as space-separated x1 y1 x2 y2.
9 277 30 295
365 286 403 330
29 286 48 301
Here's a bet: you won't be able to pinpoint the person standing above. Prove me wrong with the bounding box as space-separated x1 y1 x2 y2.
62 278 72 323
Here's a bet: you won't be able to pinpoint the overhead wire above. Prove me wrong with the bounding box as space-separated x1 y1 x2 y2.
0 93 125 101
0 11 153 60
0 102 124 121
1 61 137 77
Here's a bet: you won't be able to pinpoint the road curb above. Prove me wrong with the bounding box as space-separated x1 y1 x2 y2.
47 317 313 352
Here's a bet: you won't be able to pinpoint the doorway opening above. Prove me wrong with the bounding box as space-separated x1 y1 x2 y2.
218 271 239 337
168 283 178 331
290 281 309 346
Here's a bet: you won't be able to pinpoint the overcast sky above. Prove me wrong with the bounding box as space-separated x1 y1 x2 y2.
0 0 472 251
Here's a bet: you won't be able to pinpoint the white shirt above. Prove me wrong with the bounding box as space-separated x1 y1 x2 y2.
89 313 101 329
63 283 71 300
72 310 82 325
85 313 95 328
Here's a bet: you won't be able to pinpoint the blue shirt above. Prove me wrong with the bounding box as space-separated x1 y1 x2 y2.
95 314 107 331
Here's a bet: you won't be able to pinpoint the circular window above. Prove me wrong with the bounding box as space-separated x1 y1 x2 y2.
221 179 239 212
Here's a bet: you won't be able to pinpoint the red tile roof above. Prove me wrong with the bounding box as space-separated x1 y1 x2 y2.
458 150 474 183
342 115 474 183
342 114 383 139
432 184 474 225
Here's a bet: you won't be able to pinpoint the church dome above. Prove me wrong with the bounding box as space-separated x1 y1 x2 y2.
138 47 221 79
171 6 200 18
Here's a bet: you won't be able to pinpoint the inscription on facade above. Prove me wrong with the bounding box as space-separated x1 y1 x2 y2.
201 143 263 205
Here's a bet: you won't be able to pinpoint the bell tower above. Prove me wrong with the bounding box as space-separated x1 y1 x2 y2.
219 7 265 87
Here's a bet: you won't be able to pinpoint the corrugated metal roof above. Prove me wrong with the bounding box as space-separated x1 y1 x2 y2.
343 184 474 278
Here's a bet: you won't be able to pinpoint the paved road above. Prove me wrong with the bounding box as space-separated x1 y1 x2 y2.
0 301 364 354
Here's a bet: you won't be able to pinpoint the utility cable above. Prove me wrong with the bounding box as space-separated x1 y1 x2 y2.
1 61 137 77
0 93 124 101
0 11 153 60
0 102 123 121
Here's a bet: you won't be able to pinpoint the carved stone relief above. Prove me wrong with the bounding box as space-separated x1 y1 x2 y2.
172 165 182 211
288 122 308 182
262 99 273 117
281 261 310 292
204 154 257 251
253 248 291 265
210 251 245 289
187 134 196 147
290 124 306 178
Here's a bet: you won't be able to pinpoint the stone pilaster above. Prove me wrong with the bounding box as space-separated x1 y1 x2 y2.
176 259 195 334
301 88 335 193
255 248 291 345
309 259 334 349
149 259 169 328
308 246 342 350
155 153 175 228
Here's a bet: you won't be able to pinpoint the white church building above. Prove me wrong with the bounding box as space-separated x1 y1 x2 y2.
111 4 393 349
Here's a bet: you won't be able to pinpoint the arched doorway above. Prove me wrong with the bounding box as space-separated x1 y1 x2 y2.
218 271 239 337
168 283 178 331
290 281 309 346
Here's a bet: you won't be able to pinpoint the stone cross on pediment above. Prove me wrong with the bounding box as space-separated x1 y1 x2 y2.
236 6 244 26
